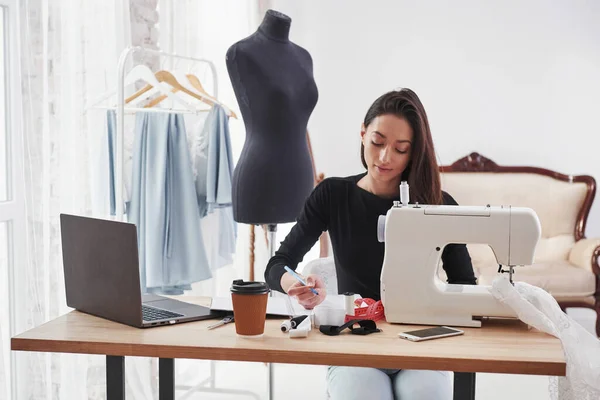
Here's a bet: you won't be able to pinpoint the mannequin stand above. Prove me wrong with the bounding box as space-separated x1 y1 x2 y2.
266 224 277 400
267 224 277 260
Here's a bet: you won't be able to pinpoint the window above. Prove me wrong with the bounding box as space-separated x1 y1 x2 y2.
0 4 7 203
0 1 25 399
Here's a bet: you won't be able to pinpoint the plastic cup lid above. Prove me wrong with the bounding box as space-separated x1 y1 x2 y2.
230 279 270 294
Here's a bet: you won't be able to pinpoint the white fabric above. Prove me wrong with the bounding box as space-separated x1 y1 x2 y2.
490 276 600 400
302 257 338 294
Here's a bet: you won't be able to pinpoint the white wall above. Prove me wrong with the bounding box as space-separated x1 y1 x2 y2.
270 0 600 237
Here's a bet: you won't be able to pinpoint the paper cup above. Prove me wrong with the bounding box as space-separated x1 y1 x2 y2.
230 279 270 337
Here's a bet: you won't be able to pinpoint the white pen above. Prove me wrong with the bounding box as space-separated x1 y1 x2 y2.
284 266 319 296
207 316 234 330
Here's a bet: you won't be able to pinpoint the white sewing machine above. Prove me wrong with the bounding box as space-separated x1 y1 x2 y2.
379 201 541 327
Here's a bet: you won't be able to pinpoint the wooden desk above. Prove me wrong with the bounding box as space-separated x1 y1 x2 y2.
12 296 565 400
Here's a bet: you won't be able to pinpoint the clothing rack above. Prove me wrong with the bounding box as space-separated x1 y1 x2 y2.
96 46 261 400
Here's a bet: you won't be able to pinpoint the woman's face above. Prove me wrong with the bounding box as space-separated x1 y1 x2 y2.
361 114 413 184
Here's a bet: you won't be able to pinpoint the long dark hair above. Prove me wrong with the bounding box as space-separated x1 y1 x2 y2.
361 88 442 205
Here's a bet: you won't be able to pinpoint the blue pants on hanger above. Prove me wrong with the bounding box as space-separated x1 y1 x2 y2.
128 112 212 294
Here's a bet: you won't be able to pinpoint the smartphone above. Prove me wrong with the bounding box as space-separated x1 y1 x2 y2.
398 326 464 342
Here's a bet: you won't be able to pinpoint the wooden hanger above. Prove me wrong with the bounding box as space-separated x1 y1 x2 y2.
124 68 157 104
185 74 238 119
150 72 237 119
186 74 214 102
104 65 195 111
143 70 209 108
124 70 207 106
132 70 237 118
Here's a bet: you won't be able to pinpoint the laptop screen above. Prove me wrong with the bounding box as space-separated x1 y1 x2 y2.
60 214 144 326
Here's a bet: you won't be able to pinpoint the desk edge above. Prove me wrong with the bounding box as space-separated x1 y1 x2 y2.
11 337 566 376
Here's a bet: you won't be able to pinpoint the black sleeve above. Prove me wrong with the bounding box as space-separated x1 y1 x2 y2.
440 191 478 285
264 180 330 293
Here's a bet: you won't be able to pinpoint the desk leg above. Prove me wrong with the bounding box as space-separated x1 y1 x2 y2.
159 358 175 400
106 356 125 400
268 363 274 400
454 372 476 400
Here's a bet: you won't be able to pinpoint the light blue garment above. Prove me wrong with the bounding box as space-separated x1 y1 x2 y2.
201 207 236 271
326 366 452 400
127 112 212 294
107 110 117 216
194 105 235 215
206 105 235 213
106 110 130 217
192 105 237 270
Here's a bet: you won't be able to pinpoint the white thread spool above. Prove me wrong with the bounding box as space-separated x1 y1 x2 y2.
400 181 410 206
280 320 292 332
344 292 355 316
289 316 311 338
289 328 309 338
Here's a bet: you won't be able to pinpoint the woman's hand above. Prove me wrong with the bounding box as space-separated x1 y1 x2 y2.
285 274 327 310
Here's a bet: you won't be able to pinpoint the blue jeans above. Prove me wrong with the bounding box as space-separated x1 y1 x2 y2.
326 366 452 400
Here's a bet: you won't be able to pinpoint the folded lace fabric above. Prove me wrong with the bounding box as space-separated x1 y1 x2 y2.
490 276 600 400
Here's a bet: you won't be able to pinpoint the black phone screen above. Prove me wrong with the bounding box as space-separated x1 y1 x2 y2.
403 327 461 338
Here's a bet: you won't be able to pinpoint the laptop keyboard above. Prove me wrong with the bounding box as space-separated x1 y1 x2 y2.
142 305 184 321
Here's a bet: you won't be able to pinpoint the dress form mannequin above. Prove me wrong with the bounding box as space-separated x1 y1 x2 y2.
226 9 318 225
226 12 318 400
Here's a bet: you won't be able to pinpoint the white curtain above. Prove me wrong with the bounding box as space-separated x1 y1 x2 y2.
10 0 267 399
16 0 134 398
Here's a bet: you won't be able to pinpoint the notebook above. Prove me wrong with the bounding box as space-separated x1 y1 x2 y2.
210 294 309 317
209 294 358 317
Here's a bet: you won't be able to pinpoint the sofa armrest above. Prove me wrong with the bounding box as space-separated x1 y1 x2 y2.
568 238 600 274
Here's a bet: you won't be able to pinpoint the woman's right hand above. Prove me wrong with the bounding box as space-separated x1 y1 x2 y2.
285 274 327 310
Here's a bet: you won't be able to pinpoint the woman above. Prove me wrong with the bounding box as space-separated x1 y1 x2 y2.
264 88 477 400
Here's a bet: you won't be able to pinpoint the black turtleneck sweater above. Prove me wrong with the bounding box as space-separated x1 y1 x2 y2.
264 173 477 300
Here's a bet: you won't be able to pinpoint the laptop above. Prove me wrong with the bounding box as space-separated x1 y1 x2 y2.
59 213 225 328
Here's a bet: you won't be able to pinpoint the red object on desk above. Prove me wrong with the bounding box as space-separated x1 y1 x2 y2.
344 298 385 323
